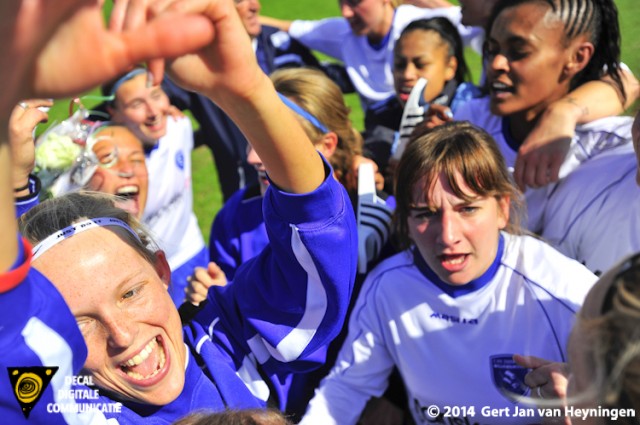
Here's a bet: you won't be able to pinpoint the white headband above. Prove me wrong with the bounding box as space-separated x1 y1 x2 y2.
32 217 142 261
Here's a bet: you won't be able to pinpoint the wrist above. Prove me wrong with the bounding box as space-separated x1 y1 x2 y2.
549 96 589 124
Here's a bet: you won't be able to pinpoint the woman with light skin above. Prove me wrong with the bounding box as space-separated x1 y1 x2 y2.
9 100 149 220
301 121 596 425
1 0 357 423
102 66 209 307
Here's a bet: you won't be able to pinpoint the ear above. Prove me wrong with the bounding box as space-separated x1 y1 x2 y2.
153 250 171 290
562 40 594 80
444 56 458 82
316 132 338 158
496 195 510 230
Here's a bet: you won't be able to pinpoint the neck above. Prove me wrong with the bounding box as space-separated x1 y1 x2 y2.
367 6 394 44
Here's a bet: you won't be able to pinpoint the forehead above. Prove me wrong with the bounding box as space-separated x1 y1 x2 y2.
93 128 143 151
412 170 476 204
397 29 446 53
491 2 561 40
115 73 156 100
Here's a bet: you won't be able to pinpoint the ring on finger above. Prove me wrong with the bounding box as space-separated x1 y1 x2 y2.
536 386 545 399
18 102 28 110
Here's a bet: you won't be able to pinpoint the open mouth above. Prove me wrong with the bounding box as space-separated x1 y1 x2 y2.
119 337 167 383
115 185 140 215
438 253 469 273
144 116 165 133
489 81 514 97
398 86 414 103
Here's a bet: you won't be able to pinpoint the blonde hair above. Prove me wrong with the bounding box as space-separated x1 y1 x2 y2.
576 254 640 421
270 67 362 188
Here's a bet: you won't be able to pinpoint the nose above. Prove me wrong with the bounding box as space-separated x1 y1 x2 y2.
246 146 262 167
402 63 417 82
488 52 509 74
116 161 135 178
438 211 461 247
104 313 136 349
250 0 261 12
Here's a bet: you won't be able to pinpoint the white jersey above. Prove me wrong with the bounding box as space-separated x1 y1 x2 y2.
289 6 483 110
540 143 640 275
456 97 633 231
302 233 596 425
142 116 205 271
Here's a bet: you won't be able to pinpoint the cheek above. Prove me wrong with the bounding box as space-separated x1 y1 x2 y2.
87 172 108 192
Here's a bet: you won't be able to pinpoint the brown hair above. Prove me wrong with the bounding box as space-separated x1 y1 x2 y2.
19 191 157 265
270 67 362 189
393 121 524 250
173 409 293 425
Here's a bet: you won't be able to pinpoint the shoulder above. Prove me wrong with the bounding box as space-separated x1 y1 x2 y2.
290 17 350 36
454 97 498 128
501 233 597 293
575 115 634 140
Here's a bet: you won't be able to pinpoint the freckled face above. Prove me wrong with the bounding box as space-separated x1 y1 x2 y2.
408 172 509 285
33 229 186 405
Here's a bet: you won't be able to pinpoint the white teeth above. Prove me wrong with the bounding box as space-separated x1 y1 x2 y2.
122 338 158 367
116 185 139 195
443 256 465 265
492 81 509 90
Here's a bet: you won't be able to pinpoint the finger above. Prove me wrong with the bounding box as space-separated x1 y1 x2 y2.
513 154 526 190
522 154 540 189
534 154 552 187
109 0 130 31
513 354 552 369
207 261 224 278
548 154 563 183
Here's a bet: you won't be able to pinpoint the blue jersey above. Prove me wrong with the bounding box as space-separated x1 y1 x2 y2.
2 162 358 424
0 240 102 425
209 184 266 280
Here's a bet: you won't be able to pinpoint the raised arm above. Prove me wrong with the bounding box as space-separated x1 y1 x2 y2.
160 0 325 193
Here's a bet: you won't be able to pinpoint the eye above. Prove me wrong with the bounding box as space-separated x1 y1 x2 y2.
412 209 438 220
76 318 96 334
121 285 143 301
394 58 408 71
459 205 479 215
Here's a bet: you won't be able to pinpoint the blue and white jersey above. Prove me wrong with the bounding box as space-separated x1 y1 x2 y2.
141 116 208 304
456 97 633 231
288 6 483 111
2 162 357 424
0 240 106 425
209 185 266 280
194 169 358 410
540 143 640 275
302 233 596 425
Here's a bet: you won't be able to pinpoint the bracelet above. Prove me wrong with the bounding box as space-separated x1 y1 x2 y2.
13 180 31 193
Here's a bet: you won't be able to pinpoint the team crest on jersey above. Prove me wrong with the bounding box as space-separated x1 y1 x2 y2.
490 355 529 402
175 151 185 170
7 366 58 418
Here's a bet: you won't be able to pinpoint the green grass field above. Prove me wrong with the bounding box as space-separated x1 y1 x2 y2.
43 1 640 242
